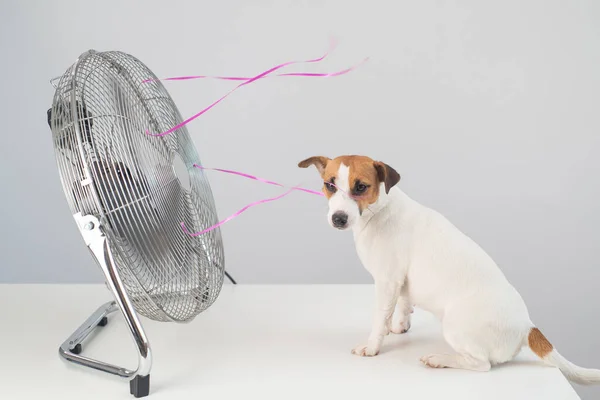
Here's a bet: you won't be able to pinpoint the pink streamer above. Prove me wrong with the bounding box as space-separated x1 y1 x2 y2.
145 41 367 137
144 58 368 83
193 164 324 196
181 165 364 237
151 40 369 235
181 186 298 237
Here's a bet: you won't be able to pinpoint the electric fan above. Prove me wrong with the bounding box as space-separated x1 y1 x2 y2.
47 50 228 397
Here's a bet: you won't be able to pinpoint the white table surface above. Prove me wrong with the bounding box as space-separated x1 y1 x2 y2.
0 284 579 399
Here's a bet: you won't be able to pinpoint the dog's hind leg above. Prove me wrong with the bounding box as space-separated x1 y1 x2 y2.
421 330 491 371
420 353 491 372
420 301 494 371
420 299 522 372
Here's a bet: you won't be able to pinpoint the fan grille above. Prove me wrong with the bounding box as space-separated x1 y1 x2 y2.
50 50 225 322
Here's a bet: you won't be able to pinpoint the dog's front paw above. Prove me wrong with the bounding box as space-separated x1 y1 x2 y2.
351 344 380 357
391 318 411 334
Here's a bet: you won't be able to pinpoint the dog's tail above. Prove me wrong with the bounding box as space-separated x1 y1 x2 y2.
527 327 600 384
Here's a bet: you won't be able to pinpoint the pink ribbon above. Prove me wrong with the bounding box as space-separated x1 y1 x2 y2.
145 41 367 137
180 165 323 237
193 165 324 196
144 59 368 83
151 40 369 235
180 165 367 237
181 185 299 237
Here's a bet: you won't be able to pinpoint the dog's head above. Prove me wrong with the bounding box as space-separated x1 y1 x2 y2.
298 155 400 230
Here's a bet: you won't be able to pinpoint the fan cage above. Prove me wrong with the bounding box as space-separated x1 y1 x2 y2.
50 50 225 322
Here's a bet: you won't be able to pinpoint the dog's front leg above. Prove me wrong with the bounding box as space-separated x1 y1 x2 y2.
352 280 400 357
390 286 413 334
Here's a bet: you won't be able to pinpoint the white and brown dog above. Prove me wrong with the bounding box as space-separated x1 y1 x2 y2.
299 154 600 384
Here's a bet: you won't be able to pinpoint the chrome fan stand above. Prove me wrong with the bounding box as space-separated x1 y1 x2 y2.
58 213 152 398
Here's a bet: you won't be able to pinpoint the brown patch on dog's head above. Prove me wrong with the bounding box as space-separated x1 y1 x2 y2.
298 155 401 211
528 328 553 359
340 155 384 212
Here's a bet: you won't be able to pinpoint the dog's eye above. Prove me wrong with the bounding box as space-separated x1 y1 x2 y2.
355 183 367 194
325 181 337 193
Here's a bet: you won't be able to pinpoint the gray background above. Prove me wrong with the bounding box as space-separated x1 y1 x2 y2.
1 0 599 397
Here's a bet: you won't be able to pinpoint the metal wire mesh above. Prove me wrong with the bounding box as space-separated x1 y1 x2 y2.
49 50 225 322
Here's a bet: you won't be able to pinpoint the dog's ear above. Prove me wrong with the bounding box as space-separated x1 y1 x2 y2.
298 156 330 175
374 161 401 194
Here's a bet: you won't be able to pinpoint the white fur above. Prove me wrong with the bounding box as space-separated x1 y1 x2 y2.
327 164 358 230
328 163 600 382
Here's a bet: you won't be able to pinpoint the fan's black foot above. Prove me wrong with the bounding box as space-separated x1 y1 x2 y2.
70 343 82 355
98 316 108 327
130 375 150 398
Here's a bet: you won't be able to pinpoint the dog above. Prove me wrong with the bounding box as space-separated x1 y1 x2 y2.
299 154 600 384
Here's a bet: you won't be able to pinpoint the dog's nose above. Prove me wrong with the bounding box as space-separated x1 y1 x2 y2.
332 212 348 228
